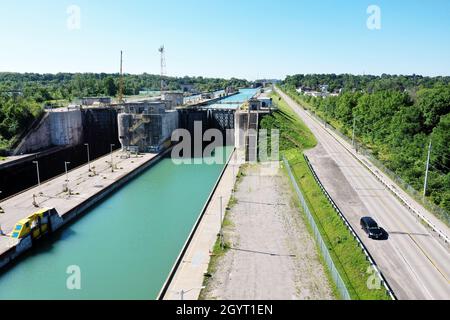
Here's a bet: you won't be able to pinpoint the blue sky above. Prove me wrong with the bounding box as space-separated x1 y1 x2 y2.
0 0 449 80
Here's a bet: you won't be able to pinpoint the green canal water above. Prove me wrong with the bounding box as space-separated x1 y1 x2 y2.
0 147 233 300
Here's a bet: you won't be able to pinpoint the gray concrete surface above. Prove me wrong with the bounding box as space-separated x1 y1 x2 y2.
14 108 83 155
276 87 450 300
203 164 334 300
0 150 158 256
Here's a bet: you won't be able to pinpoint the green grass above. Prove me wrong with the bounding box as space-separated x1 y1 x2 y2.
262 91 390 300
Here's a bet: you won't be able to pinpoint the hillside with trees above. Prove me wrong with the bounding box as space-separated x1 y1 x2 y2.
281 74 450 219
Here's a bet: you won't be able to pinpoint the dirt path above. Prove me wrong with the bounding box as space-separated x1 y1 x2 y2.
202 164 334 300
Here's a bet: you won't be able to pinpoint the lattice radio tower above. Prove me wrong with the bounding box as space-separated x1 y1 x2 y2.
158 45 167 96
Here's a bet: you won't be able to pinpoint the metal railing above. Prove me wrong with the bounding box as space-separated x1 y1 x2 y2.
303 155 397 300
282 156 351 300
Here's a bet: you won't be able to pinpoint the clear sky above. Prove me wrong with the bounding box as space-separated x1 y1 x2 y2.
0 0 449 80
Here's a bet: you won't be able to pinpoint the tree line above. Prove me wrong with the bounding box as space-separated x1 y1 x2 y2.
282 74 450 216
0 72 249 151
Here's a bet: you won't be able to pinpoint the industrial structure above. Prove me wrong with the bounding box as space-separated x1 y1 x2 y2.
118 100 178 153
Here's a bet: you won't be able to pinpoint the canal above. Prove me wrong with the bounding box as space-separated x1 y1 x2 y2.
208 88 260 110
0 147 233 300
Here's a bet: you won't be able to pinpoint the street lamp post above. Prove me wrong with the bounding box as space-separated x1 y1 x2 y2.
84 143 91 172
178 287 206 300
64 161 71 182
110 144 115 172
219 196 224 249
32 161 41 187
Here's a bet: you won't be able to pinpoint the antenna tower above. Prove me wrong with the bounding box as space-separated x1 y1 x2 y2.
159 45 167 96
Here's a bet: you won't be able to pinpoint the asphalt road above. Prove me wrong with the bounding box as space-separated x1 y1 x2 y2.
276 87 450 300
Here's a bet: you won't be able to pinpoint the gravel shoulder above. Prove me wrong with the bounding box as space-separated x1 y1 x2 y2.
202 164 334 300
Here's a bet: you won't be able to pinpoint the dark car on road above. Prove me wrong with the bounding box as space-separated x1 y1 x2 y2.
360 216 384 240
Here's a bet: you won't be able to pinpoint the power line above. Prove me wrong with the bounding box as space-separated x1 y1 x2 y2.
429 164 449 177
435 152 450 162
430 140 450 153
431 159 450 171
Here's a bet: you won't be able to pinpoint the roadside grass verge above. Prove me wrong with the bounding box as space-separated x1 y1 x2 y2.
262 92 390 300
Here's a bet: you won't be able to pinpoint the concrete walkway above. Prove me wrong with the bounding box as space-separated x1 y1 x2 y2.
202 164 334 300
0 150 158 255
162 150 242 300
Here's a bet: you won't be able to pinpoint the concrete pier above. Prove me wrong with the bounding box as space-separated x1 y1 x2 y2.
0 149 166 269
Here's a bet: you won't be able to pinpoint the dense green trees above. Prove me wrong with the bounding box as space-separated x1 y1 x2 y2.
284 74 450 93
103 77 118 96
0 94 42 150
282 74 450 216
0 72 249 102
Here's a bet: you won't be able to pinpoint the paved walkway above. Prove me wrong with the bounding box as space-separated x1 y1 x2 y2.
202 164 333 300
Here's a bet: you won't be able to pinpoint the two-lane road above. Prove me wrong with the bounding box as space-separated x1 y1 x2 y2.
276 87 450 300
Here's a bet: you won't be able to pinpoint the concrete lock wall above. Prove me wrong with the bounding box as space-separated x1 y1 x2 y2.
14 113 52 155
235 112 248 149
161 111 179 145
118 111 178 152
82 108 120 155
118 113 133 150
14 109 84 155
50 110 83 146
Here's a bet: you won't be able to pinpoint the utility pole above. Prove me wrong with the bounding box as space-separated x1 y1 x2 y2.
423 140 432 200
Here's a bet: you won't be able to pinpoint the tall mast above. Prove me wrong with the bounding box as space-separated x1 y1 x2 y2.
118 50 124 103
159 45 166 97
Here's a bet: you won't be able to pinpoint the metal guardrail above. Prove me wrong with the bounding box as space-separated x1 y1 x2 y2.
282 156 351 300
282 89 450 243
303 155 397 300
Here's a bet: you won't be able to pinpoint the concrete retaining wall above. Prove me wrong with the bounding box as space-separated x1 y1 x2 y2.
50 110 83 146
13 113 52 155
14 109 83 155
14 108 117 156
